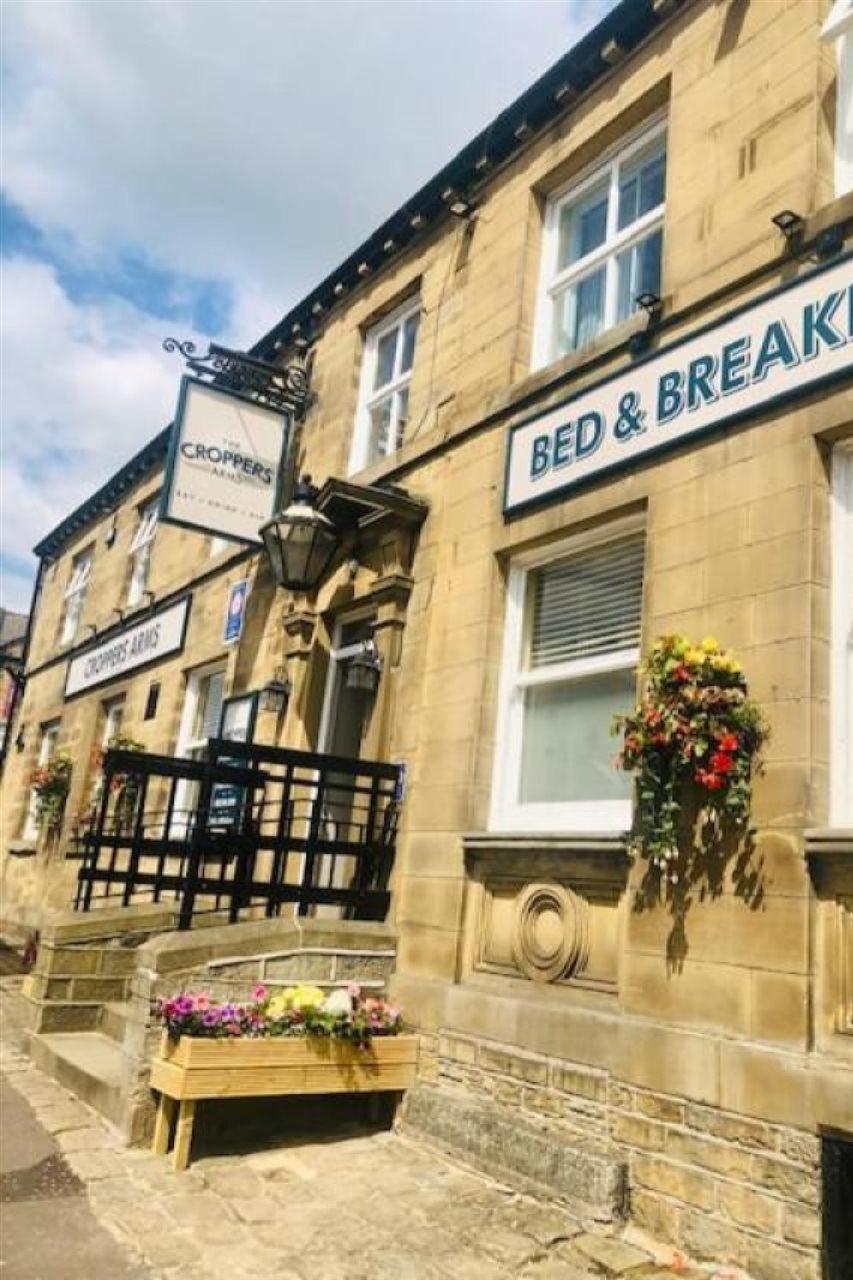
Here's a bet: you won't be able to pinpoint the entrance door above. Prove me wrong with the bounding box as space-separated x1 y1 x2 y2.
314 617 377 902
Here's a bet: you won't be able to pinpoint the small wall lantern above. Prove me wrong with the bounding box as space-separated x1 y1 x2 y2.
260 672 291 714
345 639 383 693
260 475 341 593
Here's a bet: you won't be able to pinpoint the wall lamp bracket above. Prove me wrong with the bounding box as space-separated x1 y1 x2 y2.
772 210 805 249
629 291 663 358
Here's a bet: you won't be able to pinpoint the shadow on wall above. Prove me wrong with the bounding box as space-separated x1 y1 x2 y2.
632 792 766 974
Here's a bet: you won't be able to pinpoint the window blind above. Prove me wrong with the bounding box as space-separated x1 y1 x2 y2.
528 535 644 668
199 672 225 741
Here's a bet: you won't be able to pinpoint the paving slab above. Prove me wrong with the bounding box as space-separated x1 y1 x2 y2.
0 974 720 1280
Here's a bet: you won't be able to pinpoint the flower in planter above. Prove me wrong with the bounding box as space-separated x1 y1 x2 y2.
155 983 404 1047
613 634 767 884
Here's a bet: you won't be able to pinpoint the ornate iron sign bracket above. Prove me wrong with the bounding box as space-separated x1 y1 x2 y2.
163 338 310 417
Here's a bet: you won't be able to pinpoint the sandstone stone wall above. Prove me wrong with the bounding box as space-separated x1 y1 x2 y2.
431 1033 823 1280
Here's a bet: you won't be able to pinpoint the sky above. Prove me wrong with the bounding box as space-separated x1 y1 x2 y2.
0 0 615 614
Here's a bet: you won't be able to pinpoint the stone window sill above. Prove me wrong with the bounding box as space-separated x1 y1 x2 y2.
805 828 853 893
462 831 629 884
7 840 37 859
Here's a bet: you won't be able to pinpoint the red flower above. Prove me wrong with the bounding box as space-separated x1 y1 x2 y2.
672 664 690 682
716 732 739 753
710 752 735 775
695 769 725 790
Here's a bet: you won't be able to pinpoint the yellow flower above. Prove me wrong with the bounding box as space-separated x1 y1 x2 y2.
684 648 705 667
266 985 326 1018
700 636 719 654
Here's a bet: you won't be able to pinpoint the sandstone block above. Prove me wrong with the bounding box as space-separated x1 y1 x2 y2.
479 1043 548 1085
716 1180 779 1234
611 1113 666 1153
550 1063 608 1103
632 1156 715 1211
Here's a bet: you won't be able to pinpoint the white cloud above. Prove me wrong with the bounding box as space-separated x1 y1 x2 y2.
0 0 613 609
0 256 205 609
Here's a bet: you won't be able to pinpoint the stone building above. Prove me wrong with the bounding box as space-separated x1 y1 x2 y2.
1 0 852 1275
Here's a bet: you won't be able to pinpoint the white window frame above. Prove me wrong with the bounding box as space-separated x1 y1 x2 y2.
489 515 644 834
60 548 93 645
532 115 667 371
349 296 420 475
101 697 125 748
172 662 227 831
822 0 853 198
23 721 60 839
127 498 159 607
830 441 853 826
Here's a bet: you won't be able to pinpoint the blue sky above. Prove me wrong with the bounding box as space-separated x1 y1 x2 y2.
0 0 614 613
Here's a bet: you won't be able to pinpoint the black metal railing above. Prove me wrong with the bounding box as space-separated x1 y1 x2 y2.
73 741 402 929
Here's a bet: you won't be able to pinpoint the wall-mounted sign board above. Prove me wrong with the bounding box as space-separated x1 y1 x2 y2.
223 578 250 645
65 597 190 698
504 255 853 517
161 377 289 544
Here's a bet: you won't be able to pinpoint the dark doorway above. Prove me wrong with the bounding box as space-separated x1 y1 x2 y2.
822 1132 853 1280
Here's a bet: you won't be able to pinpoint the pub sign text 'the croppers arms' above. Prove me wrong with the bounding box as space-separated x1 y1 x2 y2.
504 256 853 515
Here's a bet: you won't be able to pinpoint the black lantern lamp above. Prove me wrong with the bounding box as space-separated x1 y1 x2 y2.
345 639 383 693
260 475 341 592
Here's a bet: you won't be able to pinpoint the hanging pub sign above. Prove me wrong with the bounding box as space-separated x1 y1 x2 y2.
504 254 853 516
161 377 288 544
65 598 190 698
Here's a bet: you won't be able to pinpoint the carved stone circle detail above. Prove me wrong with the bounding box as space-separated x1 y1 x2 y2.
511 882 589 983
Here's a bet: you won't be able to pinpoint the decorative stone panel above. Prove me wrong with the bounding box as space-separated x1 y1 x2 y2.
461 834 629 996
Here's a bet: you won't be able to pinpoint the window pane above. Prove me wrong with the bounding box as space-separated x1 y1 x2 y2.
373 328 397 391
615 229 662 323
618 143 665 230
400 312 419 374
366 395 393 461
519 669 635 804
395 386 409 451
552 266 606 357
557 179 609 270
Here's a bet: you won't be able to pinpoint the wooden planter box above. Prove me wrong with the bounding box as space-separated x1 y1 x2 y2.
150 1032 419 1170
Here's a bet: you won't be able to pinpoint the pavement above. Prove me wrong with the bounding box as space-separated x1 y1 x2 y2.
0 973 710 1280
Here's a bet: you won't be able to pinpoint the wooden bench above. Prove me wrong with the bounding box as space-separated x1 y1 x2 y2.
150 1032 419 1170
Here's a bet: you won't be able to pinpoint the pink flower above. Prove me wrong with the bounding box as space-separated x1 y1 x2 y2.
252 983 268 1003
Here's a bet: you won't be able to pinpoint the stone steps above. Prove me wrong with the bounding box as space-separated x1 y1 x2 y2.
98 1001 131 1045
28 1030 125 1125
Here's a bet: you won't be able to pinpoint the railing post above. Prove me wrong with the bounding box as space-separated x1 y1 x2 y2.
122 772 149 907
178 770 213 931
298 767 326 917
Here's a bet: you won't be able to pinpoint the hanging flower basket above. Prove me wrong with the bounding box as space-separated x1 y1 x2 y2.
86 735 146 832
30 751 73 835
613 635 767 884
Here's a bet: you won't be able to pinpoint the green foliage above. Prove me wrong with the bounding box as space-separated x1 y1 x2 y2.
613 634 767 882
